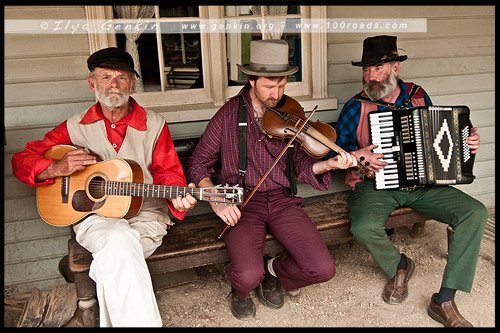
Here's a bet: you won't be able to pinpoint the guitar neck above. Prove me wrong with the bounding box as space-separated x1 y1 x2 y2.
106 181 200 200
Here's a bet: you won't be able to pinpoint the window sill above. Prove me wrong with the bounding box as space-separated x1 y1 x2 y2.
147 96 338 124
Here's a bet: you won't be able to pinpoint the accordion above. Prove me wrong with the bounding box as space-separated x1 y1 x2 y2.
368 105 475 190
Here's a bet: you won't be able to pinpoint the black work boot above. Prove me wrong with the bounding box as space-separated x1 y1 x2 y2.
257 259 284 309
230 287 256 320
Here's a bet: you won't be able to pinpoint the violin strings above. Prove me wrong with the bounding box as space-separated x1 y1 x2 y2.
287 114 343 152
286 114 369 173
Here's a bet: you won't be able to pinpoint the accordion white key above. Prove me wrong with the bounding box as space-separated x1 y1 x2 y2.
368 106 475 190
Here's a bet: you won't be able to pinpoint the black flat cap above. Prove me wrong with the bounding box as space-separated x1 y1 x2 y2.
87 47 140 77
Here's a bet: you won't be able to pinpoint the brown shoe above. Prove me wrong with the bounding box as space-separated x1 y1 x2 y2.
382 254 414 304
427 293 473 327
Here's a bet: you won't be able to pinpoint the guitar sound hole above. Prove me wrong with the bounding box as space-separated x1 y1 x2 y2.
88 176 106 200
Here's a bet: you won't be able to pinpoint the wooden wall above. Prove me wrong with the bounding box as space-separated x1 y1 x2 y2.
4 6 95 294
4 5 495 294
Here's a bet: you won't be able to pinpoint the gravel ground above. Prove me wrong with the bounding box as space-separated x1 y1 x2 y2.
5 215 494 329
156 218 496 328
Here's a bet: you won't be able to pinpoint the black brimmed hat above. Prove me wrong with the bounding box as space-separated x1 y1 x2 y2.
87 47 140 77
352 35 407 67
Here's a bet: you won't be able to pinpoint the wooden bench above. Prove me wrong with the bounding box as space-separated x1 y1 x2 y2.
67 193 429 327
64 137 431 327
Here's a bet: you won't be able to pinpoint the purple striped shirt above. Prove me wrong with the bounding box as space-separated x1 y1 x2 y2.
186 85 331 192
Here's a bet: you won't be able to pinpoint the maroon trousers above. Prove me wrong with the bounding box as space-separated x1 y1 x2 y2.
222 189 335 299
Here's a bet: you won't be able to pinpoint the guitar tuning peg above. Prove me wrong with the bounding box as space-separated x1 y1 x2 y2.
359 156 365 162
364 161 370 167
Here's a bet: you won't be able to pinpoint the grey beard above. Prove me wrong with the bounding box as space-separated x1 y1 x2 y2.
363 73 398 101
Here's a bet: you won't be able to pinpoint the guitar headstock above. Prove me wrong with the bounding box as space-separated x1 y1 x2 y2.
200 184 244 205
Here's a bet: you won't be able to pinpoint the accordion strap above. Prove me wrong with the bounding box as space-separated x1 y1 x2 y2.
405 83 421 107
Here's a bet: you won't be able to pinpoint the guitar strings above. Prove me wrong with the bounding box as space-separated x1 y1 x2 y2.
86 180 239 202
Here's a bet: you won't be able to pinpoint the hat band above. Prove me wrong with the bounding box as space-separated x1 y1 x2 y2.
249 62 289 72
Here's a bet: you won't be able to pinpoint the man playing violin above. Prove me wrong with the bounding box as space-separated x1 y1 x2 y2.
186 39 357 320
326 35 487 327
11 47 197 327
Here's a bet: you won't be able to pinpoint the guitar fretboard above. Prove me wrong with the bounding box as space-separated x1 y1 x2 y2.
106 181 199 199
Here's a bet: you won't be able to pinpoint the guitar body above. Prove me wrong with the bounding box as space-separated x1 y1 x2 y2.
37 145 144 226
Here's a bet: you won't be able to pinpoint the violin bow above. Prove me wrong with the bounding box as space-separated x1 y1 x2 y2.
218 105 319 239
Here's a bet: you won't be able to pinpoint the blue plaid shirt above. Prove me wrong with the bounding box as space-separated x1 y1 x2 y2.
326 79 432 159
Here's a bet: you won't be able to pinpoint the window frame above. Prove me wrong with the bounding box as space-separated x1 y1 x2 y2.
85 5 330 123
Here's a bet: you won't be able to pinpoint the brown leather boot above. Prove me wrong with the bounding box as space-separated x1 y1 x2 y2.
427 293 473 327
382 254 414 304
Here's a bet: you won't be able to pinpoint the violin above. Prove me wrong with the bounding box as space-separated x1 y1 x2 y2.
218 95 372 240
262 95 374 179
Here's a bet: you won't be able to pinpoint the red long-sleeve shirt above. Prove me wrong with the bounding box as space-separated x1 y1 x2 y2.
11 98 187 220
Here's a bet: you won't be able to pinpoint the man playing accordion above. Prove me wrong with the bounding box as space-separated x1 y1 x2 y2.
326 35 487 328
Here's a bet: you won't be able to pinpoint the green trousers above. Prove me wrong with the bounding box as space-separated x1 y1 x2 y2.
349 179 487 293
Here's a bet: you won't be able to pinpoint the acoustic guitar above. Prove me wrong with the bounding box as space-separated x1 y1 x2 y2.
36 145 243 226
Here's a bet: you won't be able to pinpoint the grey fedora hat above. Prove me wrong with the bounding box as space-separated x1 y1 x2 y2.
239 39 298 77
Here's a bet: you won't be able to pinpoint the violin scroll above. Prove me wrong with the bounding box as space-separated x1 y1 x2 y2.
355 156 375 179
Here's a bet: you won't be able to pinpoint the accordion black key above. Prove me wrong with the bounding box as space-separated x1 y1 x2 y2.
368 105 475 190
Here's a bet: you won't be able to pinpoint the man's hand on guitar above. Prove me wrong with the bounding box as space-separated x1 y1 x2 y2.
353 144 388 172
170 182 198 212
36 148 96 182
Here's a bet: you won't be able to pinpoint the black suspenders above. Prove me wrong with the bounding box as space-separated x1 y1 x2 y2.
237 96 297 196
237 97 247 187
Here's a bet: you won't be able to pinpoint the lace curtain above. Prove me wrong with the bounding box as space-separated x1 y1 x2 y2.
114 6 155 92
250 5 288 40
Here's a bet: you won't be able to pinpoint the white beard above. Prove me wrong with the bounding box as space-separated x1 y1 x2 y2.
95 87 131 110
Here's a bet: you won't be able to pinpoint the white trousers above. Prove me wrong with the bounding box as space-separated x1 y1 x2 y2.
73 199 171 327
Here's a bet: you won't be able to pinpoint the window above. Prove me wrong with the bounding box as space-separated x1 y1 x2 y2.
114 6 203 93
85 5 329 122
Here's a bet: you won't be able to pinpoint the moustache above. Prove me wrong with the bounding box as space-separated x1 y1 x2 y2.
366 80 384 90
105 88 126 95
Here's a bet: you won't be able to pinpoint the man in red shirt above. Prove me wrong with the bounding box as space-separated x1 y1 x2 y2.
12 47 197 327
